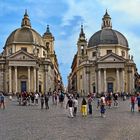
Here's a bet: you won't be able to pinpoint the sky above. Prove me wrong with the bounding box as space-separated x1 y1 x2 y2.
0 0 140 86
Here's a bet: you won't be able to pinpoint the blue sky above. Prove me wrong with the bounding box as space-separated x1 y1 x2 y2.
0 0 140 86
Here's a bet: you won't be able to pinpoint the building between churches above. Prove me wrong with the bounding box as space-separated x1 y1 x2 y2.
68 10 138 96
0 10 63 94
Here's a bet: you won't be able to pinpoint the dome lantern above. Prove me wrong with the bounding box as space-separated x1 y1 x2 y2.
101 10 112 29
21 9 31 28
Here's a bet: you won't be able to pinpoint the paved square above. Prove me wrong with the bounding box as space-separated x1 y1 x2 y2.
0 97 140 140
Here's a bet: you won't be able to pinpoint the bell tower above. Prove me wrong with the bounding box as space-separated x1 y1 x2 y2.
77 25 87 65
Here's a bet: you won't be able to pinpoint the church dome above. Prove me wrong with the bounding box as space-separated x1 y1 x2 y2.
5 10 45 47
88 10 128 48
5 27 45 46
88 29 128 47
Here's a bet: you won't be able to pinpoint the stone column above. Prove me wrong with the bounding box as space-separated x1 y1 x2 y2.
116 68 120 92
9 66 12 93
84 67 87 94
132 68 135 92
37 68 39 92
104 68 107 92
28 67 31 92
33 67 36 92
129 71 132 94
98 69 101 94
15 66 18 93
121 69 125 92
44 65 48 94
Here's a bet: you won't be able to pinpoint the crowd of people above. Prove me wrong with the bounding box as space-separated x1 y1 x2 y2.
1 90 140 118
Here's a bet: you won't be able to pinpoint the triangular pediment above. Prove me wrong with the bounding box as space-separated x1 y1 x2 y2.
7 50 36 60
98 53 125 63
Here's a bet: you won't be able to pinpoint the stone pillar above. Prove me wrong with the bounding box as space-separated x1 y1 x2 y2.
129 71 132 94
121 69 125 92
116 69 120 92
28 67 31 92
15 66 18 93
84 67 87 94
33 67 36 92
98 69 101 94
9 66 12 93
132 68 135 92
37 68 39 92
44 65 48 93
104 68 107 92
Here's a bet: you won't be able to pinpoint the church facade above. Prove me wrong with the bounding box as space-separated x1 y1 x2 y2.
0 11 62 94
68 11 137 96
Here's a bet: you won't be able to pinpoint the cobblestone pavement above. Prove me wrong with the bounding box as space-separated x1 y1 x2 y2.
0 96 140 140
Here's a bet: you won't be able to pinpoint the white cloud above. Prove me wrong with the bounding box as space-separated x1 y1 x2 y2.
100 0 140 24
60 0 140 81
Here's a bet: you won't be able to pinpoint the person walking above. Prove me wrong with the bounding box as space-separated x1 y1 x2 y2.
0 93 5 109
81 97 87 117
130 94 136 112
66 97 74 118
73 97 78 117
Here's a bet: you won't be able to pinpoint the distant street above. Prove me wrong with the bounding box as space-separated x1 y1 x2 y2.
0 96 140 140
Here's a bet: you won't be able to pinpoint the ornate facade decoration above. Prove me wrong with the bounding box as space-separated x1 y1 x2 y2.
0 10 63 94
68 11 137 96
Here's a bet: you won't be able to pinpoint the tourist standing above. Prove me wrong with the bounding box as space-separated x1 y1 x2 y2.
88 96 93 115
136 92 140 112
40 94 44 109
81 98 87 117
73 97 78 117
66 97 74 118
44 93 49 109
107 92 112 108
100 95 106 117
130 94 136 112
113 93 118 107
0 93 5 109
35 92 39 105
59 91 64 107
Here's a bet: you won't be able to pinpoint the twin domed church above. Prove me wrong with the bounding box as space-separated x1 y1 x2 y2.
0 10 62 94
0 10 139 95
68 10 138 95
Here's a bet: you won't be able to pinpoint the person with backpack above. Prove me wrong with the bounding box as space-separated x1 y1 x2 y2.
66 97 74 118
0 93 5 109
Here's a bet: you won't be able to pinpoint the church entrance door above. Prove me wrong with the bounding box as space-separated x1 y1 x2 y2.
107 82 113 93
21 81 26 92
